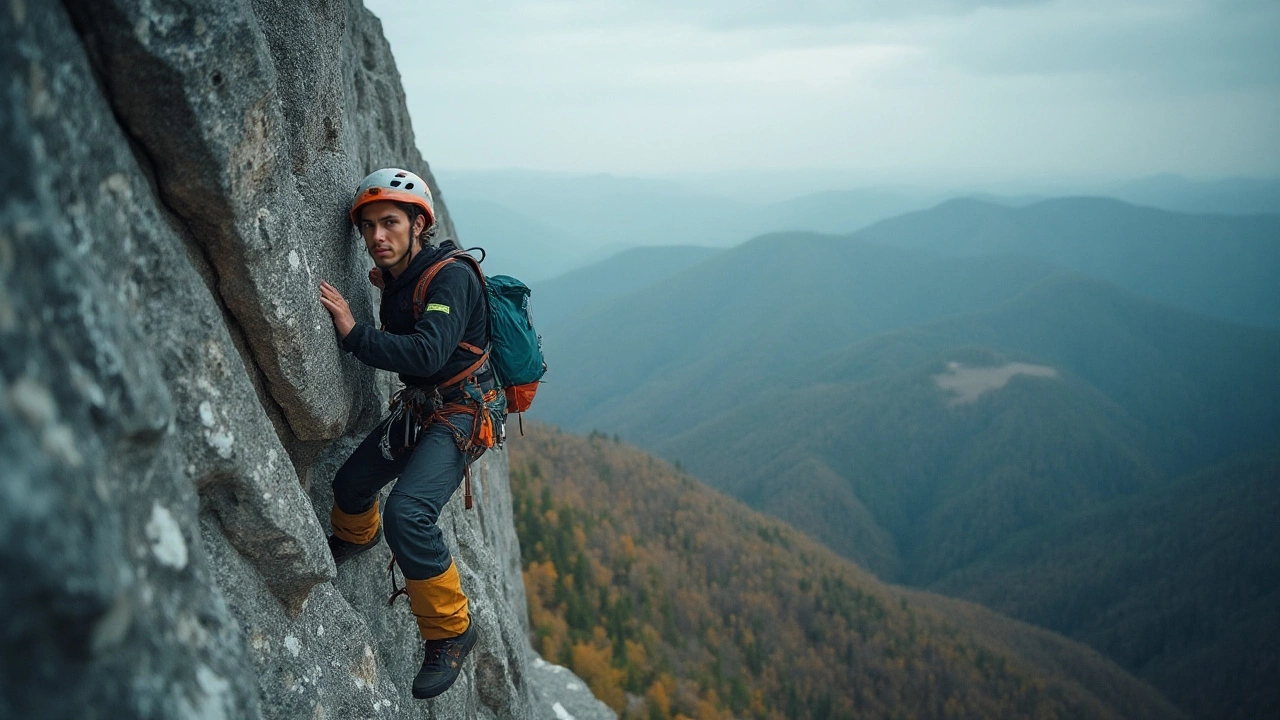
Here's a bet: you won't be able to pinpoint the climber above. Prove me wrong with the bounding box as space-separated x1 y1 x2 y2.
317 167 502 700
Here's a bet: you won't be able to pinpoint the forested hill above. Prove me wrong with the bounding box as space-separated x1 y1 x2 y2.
650 276 1280 719
507 425 1183 720
536 232 1064 444
854 196 1280 328
657 275 1280 572
931 451 1280 720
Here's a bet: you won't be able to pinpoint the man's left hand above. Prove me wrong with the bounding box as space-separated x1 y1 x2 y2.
319 280 356 338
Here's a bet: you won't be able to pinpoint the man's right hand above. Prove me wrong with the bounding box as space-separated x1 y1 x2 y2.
369 267 385 290
319 281 356 339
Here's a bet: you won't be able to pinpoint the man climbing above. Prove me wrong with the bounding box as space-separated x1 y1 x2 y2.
318 167 502 699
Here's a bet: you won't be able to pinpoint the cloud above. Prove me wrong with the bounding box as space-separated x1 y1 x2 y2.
367 0 1280 179
497 0 1053 30
935 0 1280 91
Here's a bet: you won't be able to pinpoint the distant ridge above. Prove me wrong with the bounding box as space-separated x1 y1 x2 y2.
855 196 1280 328
1110 173 1280 215
533 245 723 329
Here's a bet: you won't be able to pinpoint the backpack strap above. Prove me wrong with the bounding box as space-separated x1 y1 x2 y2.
411 250 491 389
435 350 489 390
411 250 488 318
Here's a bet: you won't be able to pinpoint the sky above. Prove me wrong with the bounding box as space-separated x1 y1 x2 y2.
365 0 1280 185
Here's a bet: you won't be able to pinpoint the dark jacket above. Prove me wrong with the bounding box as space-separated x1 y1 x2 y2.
341 240 490 390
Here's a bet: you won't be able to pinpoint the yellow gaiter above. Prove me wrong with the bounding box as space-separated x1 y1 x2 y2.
405 560 470 640
330 502 380 545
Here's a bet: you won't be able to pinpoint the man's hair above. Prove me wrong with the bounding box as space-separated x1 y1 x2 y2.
396 201 437 246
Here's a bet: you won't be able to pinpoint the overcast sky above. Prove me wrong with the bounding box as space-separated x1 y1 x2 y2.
365 0 1279 184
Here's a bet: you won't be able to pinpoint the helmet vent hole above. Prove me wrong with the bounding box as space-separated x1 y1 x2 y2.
405 182 414 189
389 180 402 187
394 172 407 177
368 188 381 195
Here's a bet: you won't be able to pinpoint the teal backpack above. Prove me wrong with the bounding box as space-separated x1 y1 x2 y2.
412 249 546 413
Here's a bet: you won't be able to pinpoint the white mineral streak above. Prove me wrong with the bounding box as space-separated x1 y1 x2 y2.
199 400 216 427
190 665 234 720
145 502 189 570
207 429 235 458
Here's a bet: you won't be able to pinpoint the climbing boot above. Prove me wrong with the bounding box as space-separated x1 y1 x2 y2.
327 527 383 566
412 621 478 699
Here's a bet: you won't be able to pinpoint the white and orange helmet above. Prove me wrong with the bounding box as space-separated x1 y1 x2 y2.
349 167 435 228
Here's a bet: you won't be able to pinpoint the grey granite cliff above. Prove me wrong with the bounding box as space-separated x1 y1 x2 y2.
0 1 613 718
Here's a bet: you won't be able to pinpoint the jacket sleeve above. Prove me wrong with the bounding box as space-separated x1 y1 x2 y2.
340 263 478 377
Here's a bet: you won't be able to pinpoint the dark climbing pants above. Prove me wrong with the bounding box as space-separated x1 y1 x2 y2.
332 412 474 580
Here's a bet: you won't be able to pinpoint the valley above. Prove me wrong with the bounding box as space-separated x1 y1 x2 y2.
516 193 1280 719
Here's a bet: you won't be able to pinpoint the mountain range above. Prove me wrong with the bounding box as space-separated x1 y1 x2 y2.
438 169 1280 282
856 196 1280 329
524 196 1280 718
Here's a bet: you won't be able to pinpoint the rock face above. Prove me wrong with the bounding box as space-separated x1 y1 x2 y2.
0 1 604 718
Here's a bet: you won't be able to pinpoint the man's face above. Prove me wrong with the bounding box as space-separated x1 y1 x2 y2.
358 201 422 274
